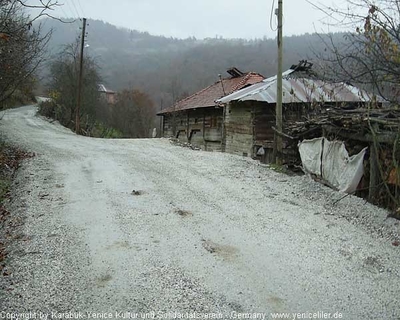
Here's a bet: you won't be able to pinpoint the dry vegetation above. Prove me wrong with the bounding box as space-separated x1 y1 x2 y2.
0 142 34 277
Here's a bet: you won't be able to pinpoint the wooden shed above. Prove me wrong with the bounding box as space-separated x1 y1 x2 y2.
157 68 264 151
218 62 381 164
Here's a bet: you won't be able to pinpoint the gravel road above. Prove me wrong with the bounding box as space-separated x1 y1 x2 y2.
0 105 400 319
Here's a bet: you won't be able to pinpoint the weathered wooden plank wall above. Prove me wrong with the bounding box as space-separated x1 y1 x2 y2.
163 108 223 151
162 113 188 139
224 101 253 157
203 108 223 151
163 102 306 161
252 102 306 164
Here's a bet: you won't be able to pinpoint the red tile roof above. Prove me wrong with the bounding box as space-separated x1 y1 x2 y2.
157 72 264 115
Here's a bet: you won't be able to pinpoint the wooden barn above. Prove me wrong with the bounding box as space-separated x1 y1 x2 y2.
217 61 381 163
157 68 264 151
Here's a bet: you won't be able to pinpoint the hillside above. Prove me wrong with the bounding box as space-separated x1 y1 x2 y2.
37 18 344 108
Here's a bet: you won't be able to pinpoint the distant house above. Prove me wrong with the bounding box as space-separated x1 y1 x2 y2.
157 68 264 151
217 61 382 163
98 84 116 104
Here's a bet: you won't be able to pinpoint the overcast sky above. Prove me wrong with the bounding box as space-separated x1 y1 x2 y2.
42 0 340 39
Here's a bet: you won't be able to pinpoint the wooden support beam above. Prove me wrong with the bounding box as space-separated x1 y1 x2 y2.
272 126 295 140
186 110 189 141
368 144 380 202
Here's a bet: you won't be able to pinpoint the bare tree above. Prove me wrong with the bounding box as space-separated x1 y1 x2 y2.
310 0 400 102
311 0 400 211
112 89 156 138
47 40 101 131
0 0 60 106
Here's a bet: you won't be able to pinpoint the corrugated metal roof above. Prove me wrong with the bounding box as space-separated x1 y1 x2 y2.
218 69 382 104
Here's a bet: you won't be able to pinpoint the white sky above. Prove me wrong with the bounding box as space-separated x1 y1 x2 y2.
34 0 343 39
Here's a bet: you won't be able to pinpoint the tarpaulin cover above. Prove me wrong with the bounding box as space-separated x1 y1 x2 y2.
298 138 367 193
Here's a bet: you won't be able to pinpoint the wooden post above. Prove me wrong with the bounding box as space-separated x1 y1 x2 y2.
159 99 163 137
76 18 87 134
202 109 206 150
369 144 380 202
221 105 227 152
274 0 283 164
186 110 190 141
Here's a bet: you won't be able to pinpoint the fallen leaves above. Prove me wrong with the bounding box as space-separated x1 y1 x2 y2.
0 33 10 41
0 147 35 172
0 144 35 282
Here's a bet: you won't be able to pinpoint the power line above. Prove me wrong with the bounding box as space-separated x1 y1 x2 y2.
270 0 278 31
67 0 81 18
70 0 82 18
75 0 86 17
60 1 81 30
59 5 70 19
62 2 75 17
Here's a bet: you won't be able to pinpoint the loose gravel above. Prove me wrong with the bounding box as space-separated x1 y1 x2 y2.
0 105 399 319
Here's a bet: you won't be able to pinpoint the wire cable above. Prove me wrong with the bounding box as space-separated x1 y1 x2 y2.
62 1 81 28
69 0 82 18
270 0 278 31
75 0 86 18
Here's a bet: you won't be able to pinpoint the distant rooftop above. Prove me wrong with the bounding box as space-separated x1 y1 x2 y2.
98 84 115 94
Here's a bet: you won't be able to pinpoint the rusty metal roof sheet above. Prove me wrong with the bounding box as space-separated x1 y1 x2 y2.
218 69 382 104
157 72 264 115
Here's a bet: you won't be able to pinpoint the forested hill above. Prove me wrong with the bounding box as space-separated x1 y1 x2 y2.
38 18 344 107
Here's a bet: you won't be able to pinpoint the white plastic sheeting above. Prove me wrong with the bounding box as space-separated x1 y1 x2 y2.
298 138 367 193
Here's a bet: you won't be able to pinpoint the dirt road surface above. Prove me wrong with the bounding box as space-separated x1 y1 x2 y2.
0 106 400 319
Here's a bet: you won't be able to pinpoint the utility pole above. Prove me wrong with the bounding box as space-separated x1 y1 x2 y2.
76 18 87 134
159 99 163 138
275 0 283 164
